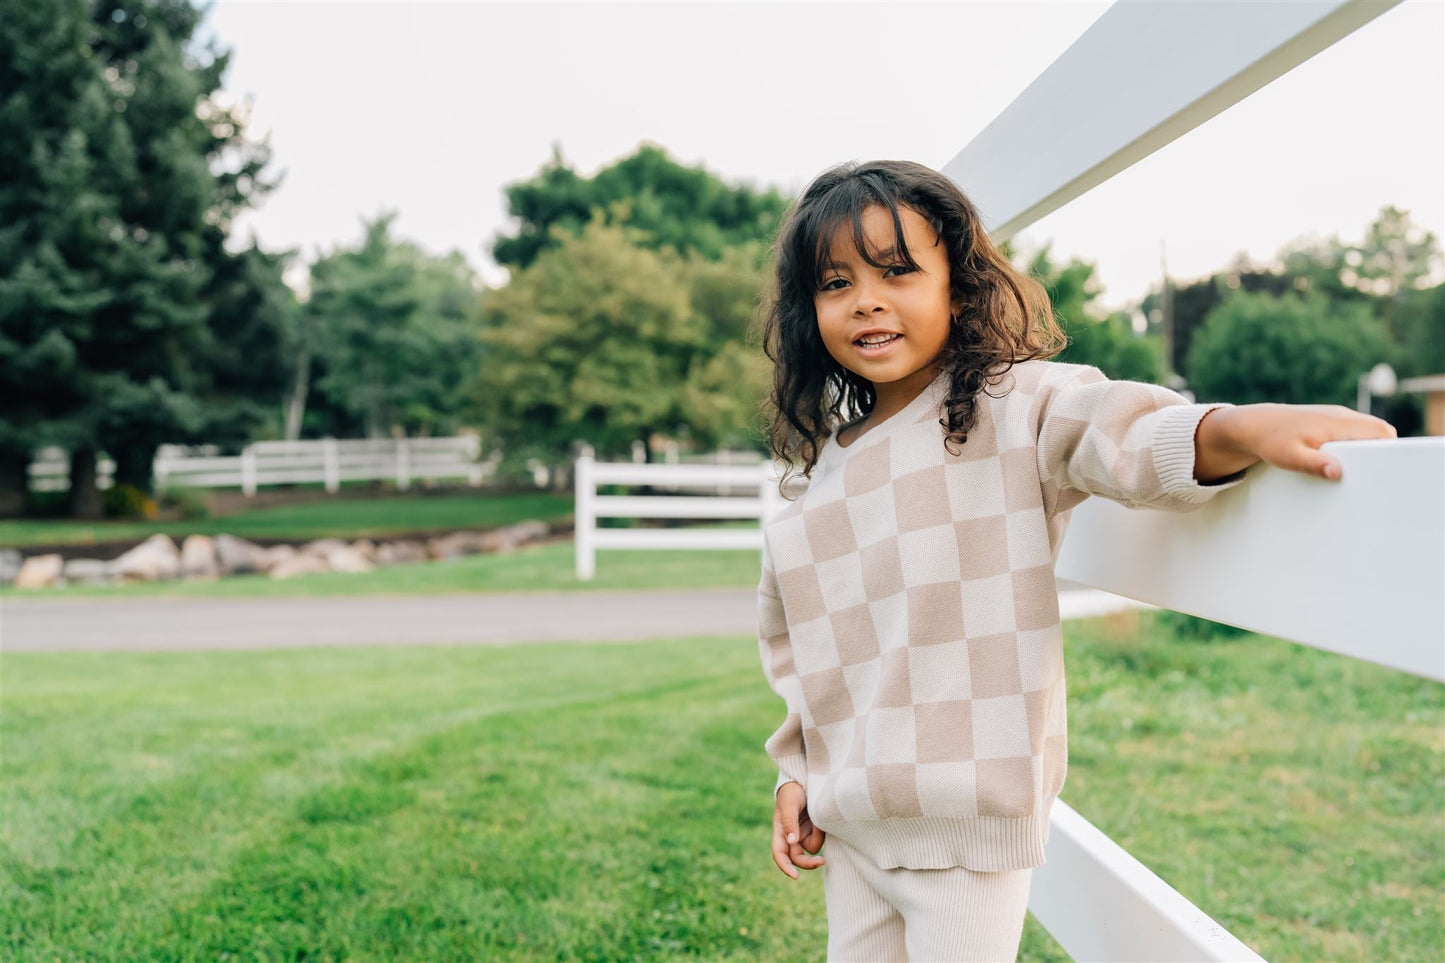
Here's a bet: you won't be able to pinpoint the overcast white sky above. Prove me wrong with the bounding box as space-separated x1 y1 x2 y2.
202 0 1444 309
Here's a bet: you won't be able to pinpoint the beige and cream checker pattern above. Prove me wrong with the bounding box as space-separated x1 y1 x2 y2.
758 360 1247 868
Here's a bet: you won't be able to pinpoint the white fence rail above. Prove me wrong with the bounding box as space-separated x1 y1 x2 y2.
28 436 492 497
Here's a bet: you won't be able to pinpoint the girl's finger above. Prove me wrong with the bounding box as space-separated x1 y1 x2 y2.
772 810 798 879
789 840 826 869
1291 444 1340 480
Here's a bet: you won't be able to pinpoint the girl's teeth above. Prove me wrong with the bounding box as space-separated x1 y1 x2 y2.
858 334 899 346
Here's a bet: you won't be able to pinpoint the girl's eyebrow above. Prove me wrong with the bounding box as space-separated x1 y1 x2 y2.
827 245 901 265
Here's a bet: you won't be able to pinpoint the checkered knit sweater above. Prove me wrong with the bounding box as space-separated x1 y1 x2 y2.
758 360 1248 871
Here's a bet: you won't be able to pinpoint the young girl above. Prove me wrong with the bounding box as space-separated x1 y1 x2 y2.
755 160 1395 962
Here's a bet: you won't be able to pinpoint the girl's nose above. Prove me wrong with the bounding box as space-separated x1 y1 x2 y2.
852 280 887 314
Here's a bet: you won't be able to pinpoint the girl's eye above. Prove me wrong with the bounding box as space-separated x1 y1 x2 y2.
884 264 913 278
820 277 849 292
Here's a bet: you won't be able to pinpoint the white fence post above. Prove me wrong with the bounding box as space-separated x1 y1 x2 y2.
323 438 339 494
396 439 411 491
241 447 257 497
575 453 596 581
760 460 784 524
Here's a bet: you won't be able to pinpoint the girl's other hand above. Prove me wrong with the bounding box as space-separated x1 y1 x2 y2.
772 781 826 880
1195 403 1398 483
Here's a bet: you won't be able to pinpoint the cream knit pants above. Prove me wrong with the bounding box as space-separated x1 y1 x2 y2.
823 836 1033 963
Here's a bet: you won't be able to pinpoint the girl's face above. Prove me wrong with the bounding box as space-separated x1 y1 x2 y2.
814 204 955 398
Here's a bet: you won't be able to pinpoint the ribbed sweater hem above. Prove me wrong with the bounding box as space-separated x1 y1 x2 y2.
817 810 1053 872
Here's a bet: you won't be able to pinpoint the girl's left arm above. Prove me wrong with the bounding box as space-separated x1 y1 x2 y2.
1193 403 1396 484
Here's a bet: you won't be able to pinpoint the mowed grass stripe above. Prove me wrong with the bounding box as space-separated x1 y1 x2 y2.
3 617 1441 961
0 492 575 548
2 640 827 961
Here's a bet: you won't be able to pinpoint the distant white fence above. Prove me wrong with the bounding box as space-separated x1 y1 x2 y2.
27 448 116 492
28 436 492 496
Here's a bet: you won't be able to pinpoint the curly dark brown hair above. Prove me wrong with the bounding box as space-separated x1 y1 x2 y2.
758 160 1067 487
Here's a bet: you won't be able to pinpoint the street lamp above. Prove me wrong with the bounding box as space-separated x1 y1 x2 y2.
1357 362 1397 414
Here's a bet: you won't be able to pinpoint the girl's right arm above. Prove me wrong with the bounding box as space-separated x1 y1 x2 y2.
757 536 808 794
757 536 822 878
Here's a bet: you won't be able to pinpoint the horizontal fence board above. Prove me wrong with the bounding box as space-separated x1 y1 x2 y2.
1057 439 1445 681
1032 801 1265 962
593 495 764 519
155 456 242 472
591 529 763 551
943 0 1399 240
591 463 767 487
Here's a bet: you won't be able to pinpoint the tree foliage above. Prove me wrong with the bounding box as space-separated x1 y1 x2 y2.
492 144 789 270
1024 245 1168 384
301 214 482 439
1185 290 1391 407
1141 206 1443 390
0 0 287 516
477 217 768 471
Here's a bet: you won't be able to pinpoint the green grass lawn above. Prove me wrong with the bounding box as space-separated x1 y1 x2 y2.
0 492 574 549
2 540 763 600
2 612 1440 961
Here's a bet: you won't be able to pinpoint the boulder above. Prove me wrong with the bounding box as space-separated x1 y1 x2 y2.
15 554 63 589
0 548 22 585
214 534 271 575
261 544 297 569
427 531 489 560
62 558 112 586
299 538 349 559
479 529 519 554
268 554 331 579
180 535 220 580
375 540 429 565
323 545 372 574
352 539 378 562
509 520 552 543
107 534 181 582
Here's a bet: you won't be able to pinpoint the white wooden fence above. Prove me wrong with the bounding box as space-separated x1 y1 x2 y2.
959 1 1439 958
952 1 1442 958
28 436 491 496
572 455 789 580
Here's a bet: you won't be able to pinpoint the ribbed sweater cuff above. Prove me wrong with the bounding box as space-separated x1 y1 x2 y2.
774 756 807 797
1153 403 1249 503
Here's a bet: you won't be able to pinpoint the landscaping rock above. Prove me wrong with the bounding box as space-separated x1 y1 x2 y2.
62 558 113 586
107 534 181 582
268 554 331 579
375 540 429 565
352 539 378 562
262 544 297 569
427 531 489 560
15 554 63 589
323 545 372 574
479 529 519 554
180 534 219 580
509 520 551 543
214 534 271 575
299 538 349 559
0 548 22 586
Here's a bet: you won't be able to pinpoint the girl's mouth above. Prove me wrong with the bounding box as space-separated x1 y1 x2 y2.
855 333 902 353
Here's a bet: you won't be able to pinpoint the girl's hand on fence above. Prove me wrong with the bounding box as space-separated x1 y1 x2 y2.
772 781 826 880
1195 403 1397 484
